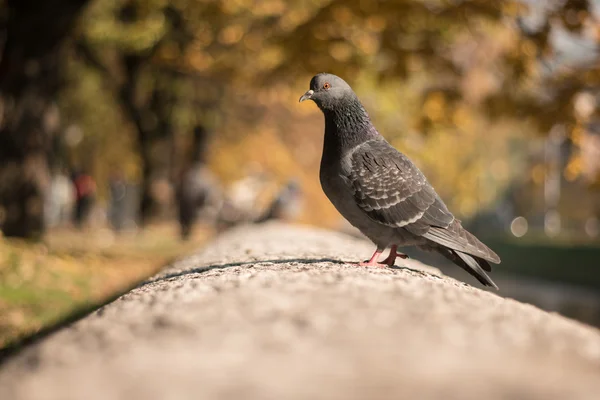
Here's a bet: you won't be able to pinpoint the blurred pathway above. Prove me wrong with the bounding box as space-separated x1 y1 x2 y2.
1 223 599 399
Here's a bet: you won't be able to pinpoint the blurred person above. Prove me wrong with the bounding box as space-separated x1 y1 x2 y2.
255 178 303 223
216 167 274 231
108 170 128 232
44 167 75 228
177 124 222 240
226 171 270 213
72 169 97 229
177 165 220 240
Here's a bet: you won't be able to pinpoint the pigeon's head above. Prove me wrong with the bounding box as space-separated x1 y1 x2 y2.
299 73 356 110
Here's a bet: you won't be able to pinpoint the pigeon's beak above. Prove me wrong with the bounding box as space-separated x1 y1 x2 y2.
299 89 314 103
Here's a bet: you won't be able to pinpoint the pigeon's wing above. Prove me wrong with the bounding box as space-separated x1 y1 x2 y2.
349 140 500 263
348 140 454 234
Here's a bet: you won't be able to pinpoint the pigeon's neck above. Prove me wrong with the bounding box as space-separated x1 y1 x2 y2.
322 98 379 154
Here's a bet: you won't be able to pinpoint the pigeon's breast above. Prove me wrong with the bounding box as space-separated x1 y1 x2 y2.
319 159 356 217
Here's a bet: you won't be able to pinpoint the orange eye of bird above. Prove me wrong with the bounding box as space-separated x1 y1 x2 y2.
323 82 331 89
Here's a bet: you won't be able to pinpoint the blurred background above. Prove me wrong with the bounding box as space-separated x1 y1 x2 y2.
1 0 600 346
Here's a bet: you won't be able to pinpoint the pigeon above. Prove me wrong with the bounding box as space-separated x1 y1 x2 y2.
299 73 501 289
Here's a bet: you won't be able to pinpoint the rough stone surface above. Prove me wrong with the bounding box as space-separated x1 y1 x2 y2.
1 223 600 399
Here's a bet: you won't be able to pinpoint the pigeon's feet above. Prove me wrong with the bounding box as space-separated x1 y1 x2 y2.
358 248 386 267
381 245 410 266
381 253 410 266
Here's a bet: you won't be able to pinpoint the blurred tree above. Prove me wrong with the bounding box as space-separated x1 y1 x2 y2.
74 0 233 224
69 0 508 224
74 1 179 224
0 0 90 238
6 0 597 235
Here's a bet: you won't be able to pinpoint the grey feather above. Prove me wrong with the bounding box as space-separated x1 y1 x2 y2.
453 251 498 289
423 221 501 264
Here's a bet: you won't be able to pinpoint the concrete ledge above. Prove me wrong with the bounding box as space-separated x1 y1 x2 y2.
1 223 600 399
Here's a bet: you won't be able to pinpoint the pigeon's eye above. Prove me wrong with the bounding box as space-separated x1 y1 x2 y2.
323 82 331 90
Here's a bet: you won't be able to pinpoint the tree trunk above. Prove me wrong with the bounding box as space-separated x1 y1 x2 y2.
0 0 89 238
119 55 174 226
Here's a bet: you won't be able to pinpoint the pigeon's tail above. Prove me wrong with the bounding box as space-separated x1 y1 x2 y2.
435 246 499 290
